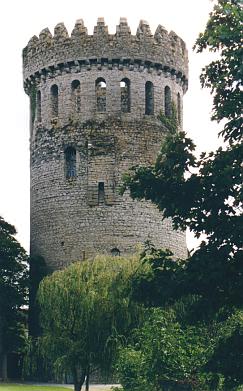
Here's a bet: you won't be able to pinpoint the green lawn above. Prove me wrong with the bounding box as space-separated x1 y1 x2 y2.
0 385 70 391
0 384 113 391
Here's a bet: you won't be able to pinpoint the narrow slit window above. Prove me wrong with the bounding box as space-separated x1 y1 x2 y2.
145 81 154 115
37 90 41 122
51 84 58 117
120 78 131 113
177 92 181 125
71 80 81 113
95 78 106 112
29 91 36 134
98 182 105 204
65 147 76 179
164 86 172 117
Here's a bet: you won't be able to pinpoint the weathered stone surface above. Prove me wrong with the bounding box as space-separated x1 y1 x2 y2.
23 18 188 270
23 18 188 84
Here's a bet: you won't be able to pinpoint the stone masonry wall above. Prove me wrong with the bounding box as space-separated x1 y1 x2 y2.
30 119 187 270
30 67 184 138
23 18 188 82
24 18 189 270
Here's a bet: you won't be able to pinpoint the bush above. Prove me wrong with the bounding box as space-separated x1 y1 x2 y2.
116 308 215 391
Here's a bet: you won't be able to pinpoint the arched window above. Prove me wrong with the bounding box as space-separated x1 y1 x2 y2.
65 147 76 179
145 81 154 115
111 247 120 257
37 90 41 122
95 78 106 112
164 86 172 117
51 84 58 117
71 80 81 113
120 78 131 113
177 92 181 125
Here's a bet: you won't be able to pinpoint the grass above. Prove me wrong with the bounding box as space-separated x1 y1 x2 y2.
0 385 70 391
0 384 113 391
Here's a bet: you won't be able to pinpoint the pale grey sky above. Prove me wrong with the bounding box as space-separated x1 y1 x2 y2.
0 0 221 251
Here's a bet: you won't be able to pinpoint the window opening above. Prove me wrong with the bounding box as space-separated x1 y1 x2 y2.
177 92 181 124
37 90 41 122
98 182 105 204
71 80 81 113
120 78 130 113
164 86 172 117
51 84 58 117
96 78 106 112
145 81 154 115
111 248 120 257
65 147 76 179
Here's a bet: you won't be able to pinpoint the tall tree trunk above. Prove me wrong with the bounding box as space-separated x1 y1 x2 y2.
85 365 90 391
0 321 3 379
0 353 3 380
0 353 8 381
72 365 85 391
2 354 7 381
0 323 7 381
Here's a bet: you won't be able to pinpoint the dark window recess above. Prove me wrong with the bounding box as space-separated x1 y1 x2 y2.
37 90 41 122
120 78 131 113
96 78 106 112
145 81 154 115
30 93 36 134
65 147 76 179
177 92 181 124
71 80 81 113
51 84 58 117
98 182 105 204
111 248 120 257
164 86 172 117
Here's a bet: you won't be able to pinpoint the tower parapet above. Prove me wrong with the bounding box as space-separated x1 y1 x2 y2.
23 18 188 89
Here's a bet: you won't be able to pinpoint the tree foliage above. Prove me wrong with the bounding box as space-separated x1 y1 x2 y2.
195 0 242 143
36 255 142 391
28 255 48 338
123 0 243 314
119 0 243 389
0 216 28 379
117 308 215 391
130 243 186 308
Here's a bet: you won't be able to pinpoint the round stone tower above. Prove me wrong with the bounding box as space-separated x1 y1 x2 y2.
23 18 189 270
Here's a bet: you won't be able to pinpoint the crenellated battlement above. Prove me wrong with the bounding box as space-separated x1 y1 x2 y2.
23 17 188 85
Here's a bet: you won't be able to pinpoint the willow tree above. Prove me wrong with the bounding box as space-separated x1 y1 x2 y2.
37 255 142 391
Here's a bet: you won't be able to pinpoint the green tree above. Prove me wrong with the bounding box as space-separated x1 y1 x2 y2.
116 246 225 391
123 0 242 316
37 255 142 391
117 308 215 391
28 255 48 338
0 216 28 380
122 0 243 387
205 311 243 390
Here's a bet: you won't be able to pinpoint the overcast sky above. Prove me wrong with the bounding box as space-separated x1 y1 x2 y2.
0 0 222 252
